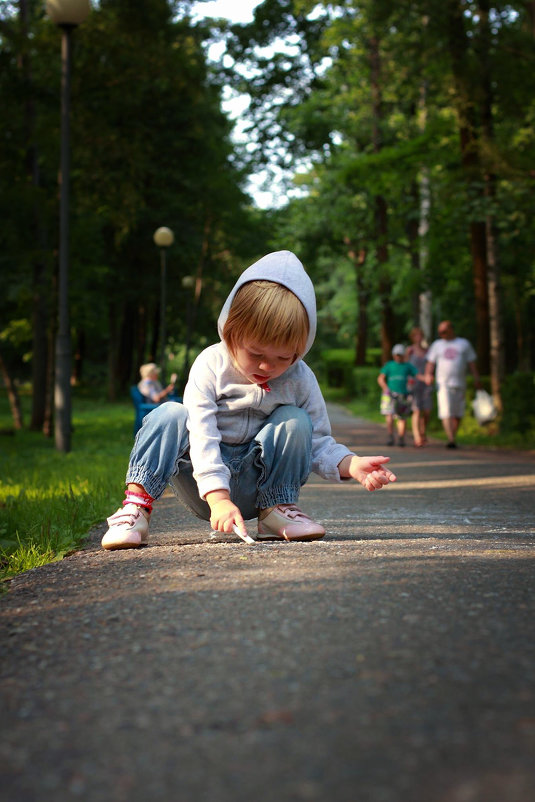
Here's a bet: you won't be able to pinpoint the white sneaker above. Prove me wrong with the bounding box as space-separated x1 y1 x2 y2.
101 503 150 550
257 504 325 542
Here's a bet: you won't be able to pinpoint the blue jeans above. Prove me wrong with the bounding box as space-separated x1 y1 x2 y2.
126 402 313 521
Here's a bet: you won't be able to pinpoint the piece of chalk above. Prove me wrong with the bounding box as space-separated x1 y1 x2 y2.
232 524 256 545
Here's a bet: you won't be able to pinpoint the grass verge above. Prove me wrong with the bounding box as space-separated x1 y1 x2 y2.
0 392 133 588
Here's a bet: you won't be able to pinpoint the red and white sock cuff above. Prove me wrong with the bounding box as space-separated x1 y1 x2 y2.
123 489 154 513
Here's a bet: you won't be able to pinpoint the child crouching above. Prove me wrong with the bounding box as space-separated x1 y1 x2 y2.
102 250 396 549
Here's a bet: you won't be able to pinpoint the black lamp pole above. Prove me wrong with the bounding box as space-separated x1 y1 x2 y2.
153 227 174 385
47 0 90 452
159 246 167 384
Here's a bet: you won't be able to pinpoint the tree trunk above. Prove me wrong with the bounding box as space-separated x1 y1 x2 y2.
107 302 119 401
486 214 504 408
344 238 368 365
30 259 49 430
150 301 159 365
18 0 49 431
446 0 490 373
42 267 57 439
369 34 395 363
513 289 531 371
469 219 490 373
525 1 535 38
407 180 421 326
418 80 433 344
135 302 148 382
73 328 86 385
478 0 504 410
418 169 433 345
355 268 369 366
117 304 135 392
42 321 55 438
375 194 395 363
0 350 23 430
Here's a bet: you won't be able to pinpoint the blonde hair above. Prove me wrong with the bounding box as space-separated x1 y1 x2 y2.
139 362 159 379
223 280 309 358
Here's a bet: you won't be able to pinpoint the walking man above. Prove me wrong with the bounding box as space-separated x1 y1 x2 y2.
425 320 482 448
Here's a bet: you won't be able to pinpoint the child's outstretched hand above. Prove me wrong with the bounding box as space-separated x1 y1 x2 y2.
339 455 397 492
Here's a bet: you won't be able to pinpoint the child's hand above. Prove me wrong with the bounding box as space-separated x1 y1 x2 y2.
340 455 397 492
208 497 248 537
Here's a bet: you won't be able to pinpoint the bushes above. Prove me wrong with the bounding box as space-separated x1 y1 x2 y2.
351 367 382 408
318 349 355 389
319 348 381 392
500 373 535 435
320 348 383 402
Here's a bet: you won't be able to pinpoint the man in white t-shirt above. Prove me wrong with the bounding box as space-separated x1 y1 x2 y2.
424 320 482 448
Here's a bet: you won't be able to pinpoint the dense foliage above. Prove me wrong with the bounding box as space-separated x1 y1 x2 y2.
226 0 535 377
0 0 272 428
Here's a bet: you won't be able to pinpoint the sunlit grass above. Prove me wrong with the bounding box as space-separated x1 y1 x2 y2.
0 391 134 586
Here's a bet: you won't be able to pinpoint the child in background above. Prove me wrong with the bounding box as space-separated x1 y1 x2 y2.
102 250 396 550
138 363 177 404
378 344 423 447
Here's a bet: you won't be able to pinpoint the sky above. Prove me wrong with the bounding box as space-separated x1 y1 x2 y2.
191 0 263 24
191 0 293 209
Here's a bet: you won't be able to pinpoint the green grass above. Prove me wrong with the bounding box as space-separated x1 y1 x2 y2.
0 391 133 587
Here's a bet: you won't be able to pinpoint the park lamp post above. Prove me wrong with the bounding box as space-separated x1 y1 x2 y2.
46 0 91 453
153 226 175 383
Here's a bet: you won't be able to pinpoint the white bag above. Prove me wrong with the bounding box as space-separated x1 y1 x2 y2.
472 389 497 425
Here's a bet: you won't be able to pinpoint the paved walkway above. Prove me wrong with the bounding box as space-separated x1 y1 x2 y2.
1 406 535 802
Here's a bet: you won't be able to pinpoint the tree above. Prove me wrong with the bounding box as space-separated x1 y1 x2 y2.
226 0 535 384
0 0 262 432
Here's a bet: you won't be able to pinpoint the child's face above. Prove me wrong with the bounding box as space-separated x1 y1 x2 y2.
233 340 297 386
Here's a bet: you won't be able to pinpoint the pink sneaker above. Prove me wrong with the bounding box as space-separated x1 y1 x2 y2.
257 504 325 542
101 503 150 550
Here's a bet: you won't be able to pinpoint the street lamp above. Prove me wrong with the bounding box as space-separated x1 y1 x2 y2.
153 226 174 383
46 0 91 453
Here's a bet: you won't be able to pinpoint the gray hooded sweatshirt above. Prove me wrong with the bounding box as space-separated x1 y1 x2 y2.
183 250 354 500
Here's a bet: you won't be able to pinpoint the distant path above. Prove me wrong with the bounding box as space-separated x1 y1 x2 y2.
1 403 534 802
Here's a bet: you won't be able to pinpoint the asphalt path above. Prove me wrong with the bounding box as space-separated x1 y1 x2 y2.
1 405 534 802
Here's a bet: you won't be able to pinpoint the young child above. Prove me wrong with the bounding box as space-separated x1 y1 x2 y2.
378 344 423 447
102 250 396 549
138 363 177 403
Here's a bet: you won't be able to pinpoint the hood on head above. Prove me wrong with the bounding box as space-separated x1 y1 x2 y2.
217 250 317 356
